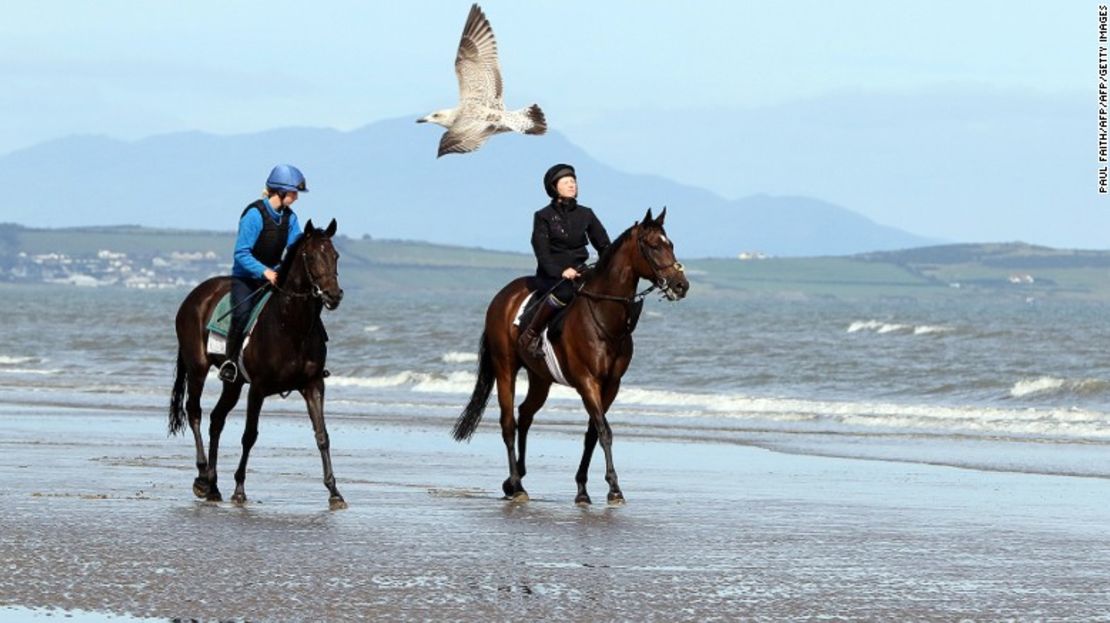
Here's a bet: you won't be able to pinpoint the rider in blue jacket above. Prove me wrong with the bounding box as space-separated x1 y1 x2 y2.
218 164 307 383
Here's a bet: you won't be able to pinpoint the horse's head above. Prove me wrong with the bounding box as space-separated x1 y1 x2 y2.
633 208 689 301
288 218 344 310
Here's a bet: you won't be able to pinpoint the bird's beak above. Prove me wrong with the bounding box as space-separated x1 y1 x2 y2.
415 117 427 124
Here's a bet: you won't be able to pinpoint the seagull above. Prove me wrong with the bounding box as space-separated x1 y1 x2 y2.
417 3 547 158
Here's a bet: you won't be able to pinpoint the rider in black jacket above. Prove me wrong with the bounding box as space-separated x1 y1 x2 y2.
519 164 611 358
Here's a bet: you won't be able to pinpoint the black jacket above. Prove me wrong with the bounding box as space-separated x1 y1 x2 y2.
531 200 611 278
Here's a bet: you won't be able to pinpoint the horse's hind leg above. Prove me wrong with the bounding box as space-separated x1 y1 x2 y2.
185 371 209 498
302 378 346 510
516 370 550 482
202 381 243 502
495 361 526 501
231 387 263 505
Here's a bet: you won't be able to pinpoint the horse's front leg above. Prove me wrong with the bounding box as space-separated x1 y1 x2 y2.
574 420 599 506
302 378 346 510
202 381 243 502
231 387 264 505
578 379 624 505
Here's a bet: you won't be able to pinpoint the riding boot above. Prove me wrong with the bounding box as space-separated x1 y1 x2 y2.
219 319 245 383
518 298 561 359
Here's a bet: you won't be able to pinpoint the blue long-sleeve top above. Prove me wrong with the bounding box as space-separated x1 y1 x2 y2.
231 202 302 279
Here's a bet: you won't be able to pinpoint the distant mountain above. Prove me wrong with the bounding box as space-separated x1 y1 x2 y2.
0 118 937 257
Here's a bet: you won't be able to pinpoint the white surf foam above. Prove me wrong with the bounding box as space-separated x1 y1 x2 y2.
913 325 954 335
441 352 478 364
1010 376 1110 399
0 367 61 375
1010 376 1067 398
0 355 36 365
328 370 478 394
325 368 1110 441
848 319 953 336
614 386 1110 439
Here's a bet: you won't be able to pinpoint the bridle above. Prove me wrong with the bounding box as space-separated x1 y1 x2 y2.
636 229 685 301
576 225 685 340
272 244 330 301
579 225 685 306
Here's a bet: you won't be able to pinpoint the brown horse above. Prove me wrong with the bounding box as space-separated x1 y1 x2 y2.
168 219 347 510
453 208 689 504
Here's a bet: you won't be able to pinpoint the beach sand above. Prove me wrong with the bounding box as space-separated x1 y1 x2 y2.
1 403 1108 621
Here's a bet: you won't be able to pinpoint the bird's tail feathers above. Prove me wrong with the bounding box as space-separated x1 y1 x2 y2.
523 104 547 135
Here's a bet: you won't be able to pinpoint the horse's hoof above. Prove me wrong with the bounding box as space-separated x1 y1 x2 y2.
192 479 209 498
575 494 592 506
502 479 515 498
509 491 530 503
329 497 348 511
206 490 223 503
607 492 626 506
231 493 247 506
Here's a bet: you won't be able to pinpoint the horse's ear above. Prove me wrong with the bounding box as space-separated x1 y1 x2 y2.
642 208 654 225
657 206 667 225
304 219 316 236
325 218 337 238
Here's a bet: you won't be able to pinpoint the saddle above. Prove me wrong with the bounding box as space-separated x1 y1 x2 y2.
518 276 646 340
204 291 273 354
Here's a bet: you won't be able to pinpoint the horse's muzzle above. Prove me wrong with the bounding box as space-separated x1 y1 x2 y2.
321 288 344 310
663 277 690 301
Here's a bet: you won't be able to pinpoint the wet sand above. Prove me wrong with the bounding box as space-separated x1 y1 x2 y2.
1 404 1109 621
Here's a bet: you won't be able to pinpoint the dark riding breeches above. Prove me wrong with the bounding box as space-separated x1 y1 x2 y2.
533 274 576 307
227 276 265 359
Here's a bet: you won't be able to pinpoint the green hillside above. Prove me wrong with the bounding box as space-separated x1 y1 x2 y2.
3 224 1110 300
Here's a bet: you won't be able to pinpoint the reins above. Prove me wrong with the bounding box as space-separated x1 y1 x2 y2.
574 226 682 339
215 248 325 324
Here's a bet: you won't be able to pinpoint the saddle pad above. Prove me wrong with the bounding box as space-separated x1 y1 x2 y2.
205 290 273 337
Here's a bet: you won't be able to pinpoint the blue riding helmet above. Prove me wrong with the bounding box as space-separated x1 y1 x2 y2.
266 164 309 193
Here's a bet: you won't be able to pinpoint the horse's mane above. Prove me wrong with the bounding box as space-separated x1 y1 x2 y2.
277 233 310 286
587 224 636 279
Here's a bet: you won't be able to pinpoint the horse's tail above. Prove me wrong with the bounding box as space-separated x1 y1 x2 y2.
168 348 187 436
453 332 494 442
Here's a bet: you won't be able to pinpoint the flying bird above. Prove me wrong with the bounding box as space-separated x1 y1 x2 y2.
417 3 547 157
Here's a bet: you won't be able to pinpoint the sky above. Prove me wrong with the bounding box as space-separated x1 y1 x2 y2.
0 1 1097 246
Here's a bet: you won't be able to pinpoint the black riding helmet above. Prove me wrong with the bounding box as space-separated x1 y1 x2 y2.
543 163 576 198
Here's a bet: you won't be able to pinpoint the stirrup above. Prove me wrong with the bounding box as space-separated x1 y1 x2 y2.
218 361 239 383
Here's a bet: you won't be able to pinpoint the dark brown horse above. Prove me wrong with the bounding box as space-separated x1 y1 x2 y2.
168 219 347 509
453 208 689 505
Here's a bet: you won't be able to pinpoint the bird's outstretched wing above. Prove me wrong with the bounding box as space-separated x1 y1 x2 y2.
437 120 497 157
455 4 503 109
